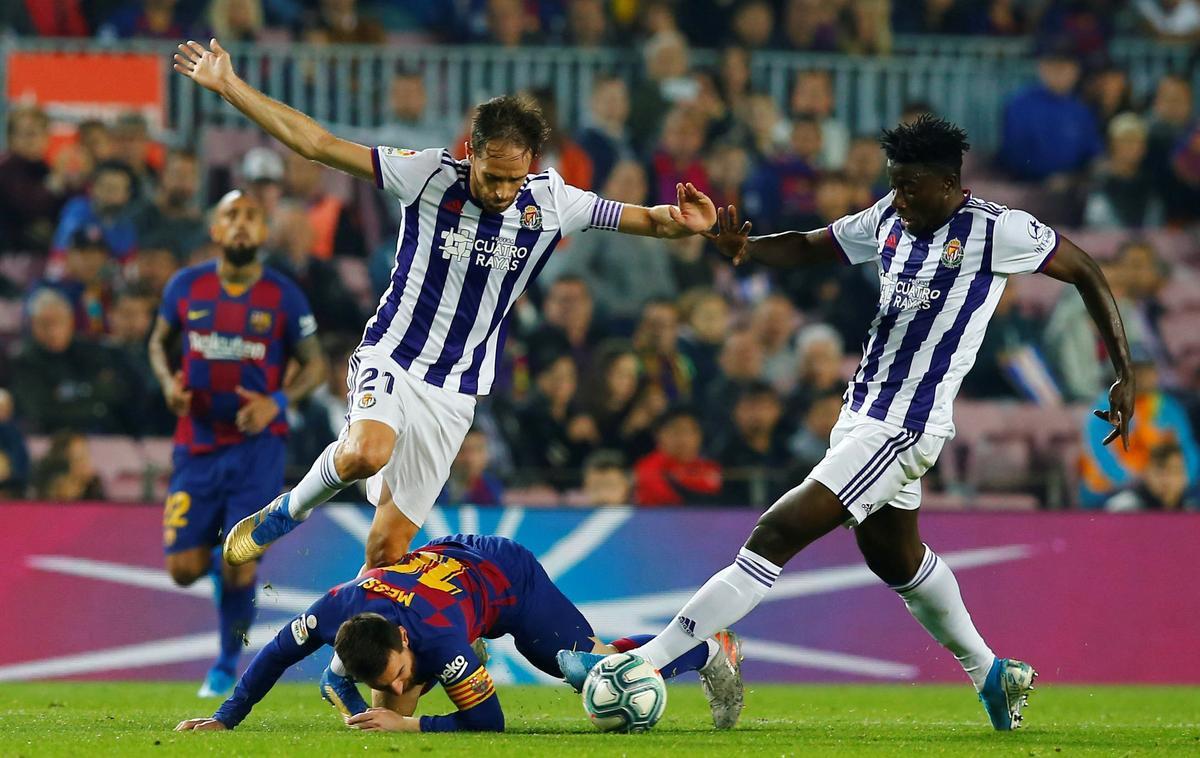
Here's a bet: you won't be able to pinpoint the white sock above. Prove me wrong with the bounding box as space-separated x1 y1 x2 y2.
330 654 347 677
288 442 354 520
637 547 781 669
892 545 995 690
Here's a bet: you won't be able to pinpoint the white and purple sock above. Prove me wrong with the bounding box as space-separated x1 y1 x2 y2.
287 441 354 520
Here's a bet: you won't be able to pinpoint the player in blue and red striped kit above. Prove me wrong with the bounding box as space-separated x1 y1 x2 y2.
149 190 327 697
174 535 744 733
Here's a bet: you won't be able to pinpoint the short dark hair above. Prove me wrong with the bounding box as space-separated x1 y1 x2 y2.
656 403 700 432
471 95 551 157
334 613 405 682
736 379 779 405
1149 440 1183 467
879 114 970 176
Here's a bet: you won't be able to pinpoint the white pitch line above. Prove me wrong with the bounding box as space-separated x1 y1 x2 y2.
538 508 633 581
459 505 479 537
495 507 524 539
325 505 373 545
740 637 918 679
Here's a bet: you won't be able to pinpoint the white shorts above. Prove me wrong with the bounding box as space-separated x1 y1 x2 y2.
806 406 945 524
343 347 476 527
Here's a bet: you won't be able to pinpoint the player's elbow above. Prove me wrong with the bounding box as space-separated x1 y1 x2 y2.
300 130 338 163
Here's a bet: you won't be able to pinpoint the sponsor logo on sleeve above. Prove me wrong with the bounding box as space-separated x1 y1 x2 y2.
440 655 468 685
291 616 310 645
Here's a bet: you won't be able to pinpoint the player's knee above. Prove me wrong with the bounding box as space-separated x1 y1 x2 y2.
364 530 413 568
166 563 206 587
337 433 392 479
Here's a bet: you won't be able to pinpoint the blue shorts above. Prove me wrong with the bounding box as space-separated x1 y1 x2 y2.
163 435 286 555
424 534 596 677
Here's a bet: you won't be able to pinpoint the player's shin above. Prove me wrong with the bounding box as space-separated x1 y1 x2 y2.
634 547 780 669
892 545 994 690
215 579 256 675
287 441 355 520
610 634 716 678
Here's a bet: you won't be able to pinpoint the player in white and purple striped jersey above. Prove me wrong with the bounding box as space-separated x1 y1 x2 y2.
580 116 1135 732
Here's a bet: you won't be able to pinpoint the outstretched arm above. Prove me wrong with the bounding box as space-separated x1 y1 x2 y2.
1042 237 1135 449
173 39 373 180
618 182 717 239
703 205 841 267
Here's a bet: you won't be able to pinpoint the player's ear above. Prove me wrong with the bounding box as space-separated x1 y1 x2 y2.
464 140 474 160
397 625 409 646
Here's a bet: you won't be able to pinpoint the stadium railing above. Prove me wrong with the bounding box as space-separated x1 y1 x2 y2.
0 35 1193 152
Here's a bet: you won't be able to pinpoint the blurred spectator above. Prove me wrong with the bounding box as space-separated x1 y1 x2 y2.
900 100 935 126
302 0 384 44
787 323 846 416
649 107 712 205
1083 65 1133 134
39 225 116 336
633 298 694 402
32 431 104 502
577 76 635 191
712 381 789 506
241 147 287 243
128 243 182 297
532 87 593 190
679 289 731 399
0 107 65 253
541 163 676 321
959 282 1049 400
266 204 366 333
338 66 454 157
1133 0 1200 39
731 0 774 49
106 282 173 435
1044 258 1146 402
21 0 90 36
10 289 136 435
1116 239 1174 384
208 0 265 41
717 46 754 117
1080 355 1200 507
483 0 536 46
1034 1 1117 59
790 70 850 169
742 117 821 232
52 160 138 264
629 30 696 151
667 233 717 293
77 120 115 164
634 405 723 505
842 0 892 55
513 353 598 489
291 337 354 466
741 93 788 160
1106 441 1199 511
779 0 840 51
133 148 206 255
752 294 801 394
1144 75 1198 224
844 135 889 201
998 47 1102 182
579 340 661 459
438 428 505 506
1084 113 1162 229
788 390 842 478
0 388 31 499
102 0 191 39
281 151 365 258
705 142 751 211
702 327 765 432
580 449 633 506
563 0 611 47
112 112 159 203
526 276 607 376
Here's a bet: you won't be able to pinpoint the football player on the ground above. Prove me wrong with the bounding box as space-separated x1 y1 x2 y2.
562 115 1135 731
173 535 744 733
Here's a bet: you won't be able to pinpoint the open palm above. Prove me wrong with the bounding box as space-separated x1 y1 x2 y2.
173 39 234 95
702 205 753 265
671 182 718 234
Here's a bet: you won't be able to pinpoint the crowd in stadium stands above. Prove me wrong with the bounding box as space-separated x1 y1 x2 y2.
0 0 1198 512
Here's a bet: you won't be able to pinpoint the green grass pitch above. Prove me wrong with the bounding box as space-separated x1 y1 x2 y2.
3 682 1198 756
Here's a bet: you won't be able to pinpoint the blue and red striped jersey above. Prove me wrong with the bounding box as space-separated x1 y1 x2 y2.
159 261 316 454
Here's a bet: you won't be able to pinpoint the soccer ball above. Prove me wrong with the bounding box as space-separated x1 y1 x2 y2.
580 653 667 733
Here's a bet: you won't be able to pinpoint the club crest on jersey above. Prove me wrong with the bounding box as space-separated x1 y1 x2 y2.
520 203 542 230
940 238 964 268
381 147 418 158
359 392 376 409
249 310 273 333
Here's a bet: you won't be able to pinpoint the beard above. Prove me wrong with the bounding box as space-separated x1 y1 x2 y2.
223 244 259 267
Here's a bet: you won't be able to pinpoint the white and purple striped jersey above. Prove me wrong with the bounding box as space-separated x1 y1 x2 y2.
830 191 1059 437
362 146 623 395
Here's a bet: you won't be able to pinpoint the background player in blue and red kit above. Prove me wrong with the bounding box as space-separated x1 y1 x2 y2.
149 190 328 697
173 535 744 733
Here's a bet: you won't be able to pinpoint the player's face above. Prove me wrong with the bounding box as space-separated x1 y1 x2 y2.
210 192 268 265
468 140 534 214
887 162 955 235
365 647 418 696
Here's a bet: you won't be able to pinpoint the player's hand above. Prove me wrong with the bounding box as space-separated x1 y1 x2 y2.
175 717 227 731
669 182 718 235
174 38 235 96
164 370 193 417
1094 377 1135 450
702 205 753 265
235 386 283 435
346 707 418 732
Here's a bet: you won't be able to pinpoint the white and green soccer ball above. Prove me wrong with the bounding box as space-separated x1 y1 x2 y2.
580 652 667 733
